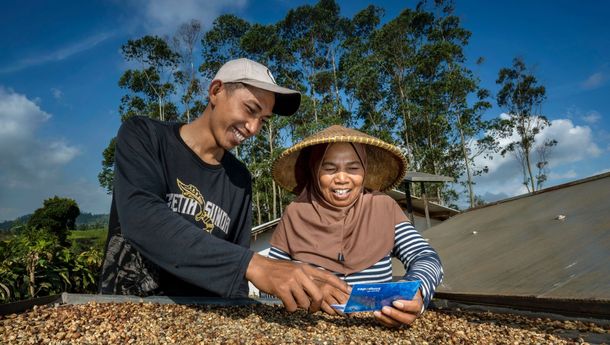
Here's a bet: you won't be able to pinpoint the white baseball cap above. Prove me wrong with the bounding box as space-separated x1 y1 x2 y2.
213 58 301 116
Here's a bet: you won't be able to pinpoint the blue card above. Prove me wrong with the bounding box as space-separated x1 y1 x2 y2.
331 281 421 313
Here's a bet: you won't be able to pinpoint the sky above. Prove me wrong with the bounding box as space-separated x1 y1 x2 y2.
1 0 609 221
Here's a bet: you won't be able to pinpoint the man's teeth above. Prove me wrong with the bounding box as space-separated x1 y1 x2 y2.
334 189 350 196
233 128 245 142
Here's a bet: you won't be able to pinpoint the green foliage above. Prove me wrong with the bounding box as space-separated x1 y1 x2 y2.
27 196 80 246
75 213 109 230
69 229 108 254
0 227 103 303
494 57 554 192
98 137 116 194
99 0 540 217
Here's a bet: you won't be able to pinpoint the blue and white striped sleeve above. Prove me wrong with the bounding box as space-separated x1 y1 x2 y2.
268 246 293 261
393 221 443 310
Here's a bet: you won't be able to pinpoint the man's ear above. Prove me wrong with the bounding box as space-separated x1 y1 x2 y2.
208 80 223 107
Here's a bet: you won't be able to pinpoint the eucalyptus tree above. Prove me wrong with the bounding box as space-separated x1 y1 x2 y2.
118 36 180 122
340 5 394 141
278 0 349 136
99 36 181 193
241 23 293 220
200 15 251 81
200 17 294 221
412 2 475 204
495 57 552 192
443 64 492 208
172 20 205 123
370 7 433 168
98 137 116 194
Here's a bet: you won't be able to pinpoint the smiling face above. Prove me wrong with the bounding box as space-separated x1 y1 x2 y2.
209 81 274 150
317 143 365 207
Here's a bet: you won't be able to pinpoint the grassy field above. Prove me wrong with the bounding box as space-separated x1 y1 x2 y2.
69 228 108 252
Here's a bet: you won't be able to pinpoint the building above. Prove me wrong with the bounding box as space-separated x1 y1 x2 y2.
425 172 610 301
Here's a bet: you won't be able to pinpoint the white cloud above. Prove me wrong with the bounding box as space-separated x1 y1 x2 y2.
51 87 63 100
565 107 604 125
581 71 607 89
582 110 601 124
472 116 601 200
542 119 602 165
0 31 115 74
593 168 610 176
127 0 248 35
549 170 577 180
0 87 85 220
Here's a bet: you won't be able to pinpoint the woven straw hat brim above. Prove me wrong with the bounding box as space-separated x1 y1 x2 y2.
272 126 408 194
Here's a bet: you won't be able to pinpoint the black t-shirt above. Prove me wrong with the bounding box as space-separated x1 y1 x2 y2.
100 116 253 297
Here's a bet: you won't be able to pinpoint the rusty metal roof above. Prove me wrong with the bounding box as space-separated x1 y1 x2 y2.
426 172 610 300
404 171 455 182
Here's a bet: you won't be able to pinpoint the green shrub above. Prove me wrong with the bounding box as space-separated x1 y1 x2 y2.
0 227 103 304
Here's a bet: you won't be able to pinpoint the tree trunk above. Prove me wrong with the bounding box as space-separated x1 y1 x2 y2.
458 125 475 207
27 252 38 298
525 147 535 192
264 185 271 223
268 124 277 220
309 33 318 123
330 48 341 110
158 97 164 121
398 79 414 165
255 188 261 225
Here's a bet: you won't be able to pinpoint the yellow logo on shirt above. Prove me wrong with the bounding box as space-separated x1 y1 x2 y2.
176 179 214 232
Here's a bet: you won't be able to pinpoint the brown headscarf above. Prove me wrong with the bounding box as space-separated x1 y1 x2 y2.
270 142 409 275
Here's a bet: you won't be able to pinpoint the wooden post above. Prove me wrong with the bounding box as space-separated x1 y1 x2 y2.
421 182 431 229
405 181 415 227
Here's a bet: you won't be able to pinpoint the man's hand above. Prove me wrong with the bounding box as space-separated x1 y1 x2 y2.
246 254 349 313
373 289 424 328
315 279 351 316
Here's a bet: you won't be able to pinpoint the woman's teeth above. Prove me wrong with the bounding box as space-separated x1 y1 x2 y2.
333 189 350 196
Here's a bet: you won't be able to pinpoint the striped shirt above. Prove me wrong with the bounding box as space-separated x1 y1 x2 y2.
268 221 443 308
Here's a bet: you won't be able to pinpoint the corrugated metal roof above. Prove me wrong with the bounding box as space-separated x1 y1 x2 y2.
426 172 610 300
404 171 455 182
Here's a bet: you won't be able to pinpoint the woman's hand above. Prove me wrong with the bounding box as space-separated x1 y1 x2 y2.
373 289 424 328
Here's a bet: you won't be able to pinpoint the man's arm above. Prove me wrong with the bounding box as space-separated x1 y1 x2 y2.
246 253 350 313
233 183 253 297
113 118 252 297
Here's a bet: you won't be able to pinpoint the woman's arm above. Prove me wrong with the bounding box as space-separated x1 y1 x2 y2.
268 246 294 261
392 221 443 308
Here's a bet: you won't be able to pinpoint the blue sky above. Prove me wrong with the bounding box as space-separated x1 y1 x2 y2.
1 0 609 221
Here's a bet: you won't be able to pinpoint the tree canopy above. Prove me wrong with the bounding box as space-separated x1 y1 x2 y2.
99 0 555 214
27 196 80 246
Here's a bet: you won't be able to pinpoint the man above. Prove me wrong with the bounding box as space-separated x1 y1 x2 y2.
100 58 348 313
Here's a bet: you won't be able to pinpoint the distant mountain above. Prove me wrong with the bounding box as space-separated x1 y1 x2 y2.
75 212 109 230
0 214 31 231
0 212 109 231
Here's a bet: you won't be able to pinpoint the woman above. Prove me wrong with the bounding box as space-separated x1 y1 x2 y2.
269 125 443 328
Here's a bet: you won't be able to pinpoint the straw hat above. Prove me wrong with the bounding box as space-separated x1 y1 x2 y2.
272 125 408 194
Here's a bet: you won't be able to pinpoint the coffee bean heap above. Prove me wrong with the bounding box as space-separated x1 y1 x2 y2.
1 302 608 344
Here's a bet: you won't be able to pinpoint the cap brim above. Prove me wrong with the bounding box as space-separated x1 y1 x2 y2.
236 79 301 116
